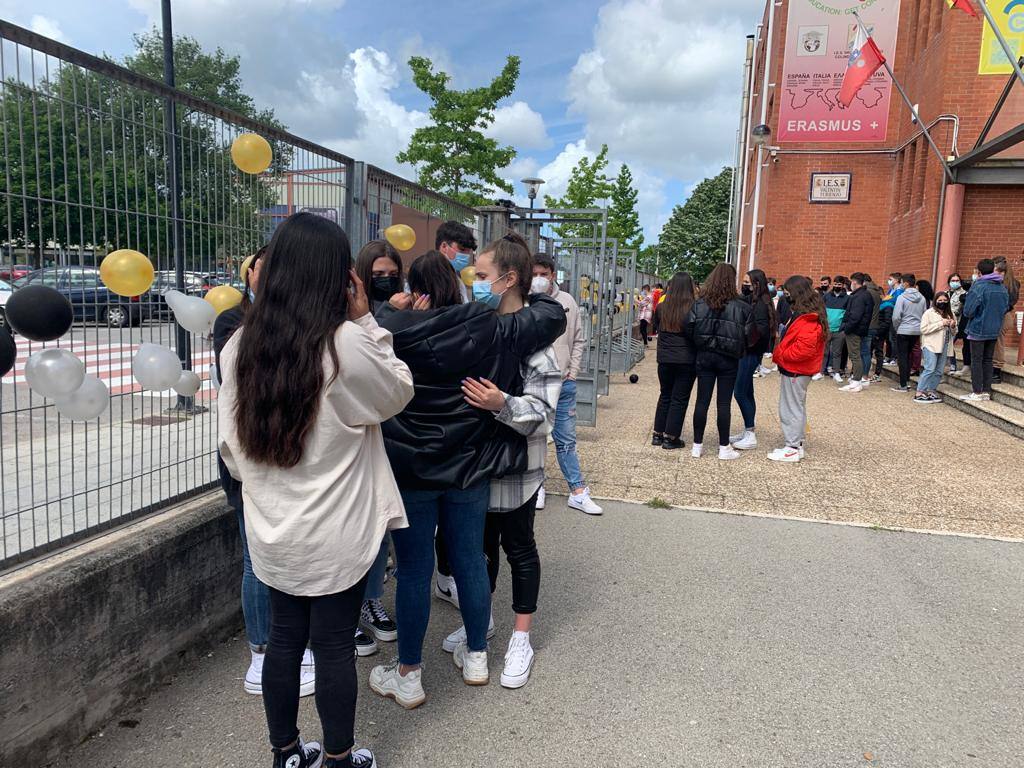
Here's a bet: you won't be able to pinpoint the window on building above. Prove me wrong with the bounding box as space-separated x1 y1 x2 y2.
904 142 918 214
913 138 928 210
893 150 906 217
918 0 931 52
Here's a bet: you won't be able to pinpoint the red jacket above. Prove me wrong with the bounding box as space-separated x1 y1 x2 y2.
773 313 826 376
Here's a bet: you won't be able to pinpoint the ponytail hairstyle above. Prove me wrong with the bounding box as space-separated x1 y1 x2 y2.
783 274 828 340
480 231 533 301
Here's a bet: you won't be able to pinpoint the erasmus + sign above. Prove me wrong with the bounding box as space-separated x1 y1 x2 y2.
778 0 901 143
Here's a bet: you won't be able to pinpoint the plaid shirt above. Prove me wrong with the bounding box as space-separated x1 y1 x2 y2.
489 346 562 513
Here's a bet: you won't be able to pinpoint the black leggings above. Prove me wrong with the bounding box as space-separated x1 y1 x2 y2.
654 362 697 438
264 575 367 755
484 493 540 615
896 334 919 387
693 355 739 447
639 319 650 346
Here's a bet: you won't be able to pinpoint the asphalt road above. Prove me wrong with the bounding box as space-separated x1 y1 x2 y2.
62 498 1024 768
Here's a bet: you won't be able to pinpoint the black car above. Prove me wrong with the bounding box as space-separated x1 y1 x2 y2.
13 266 149 328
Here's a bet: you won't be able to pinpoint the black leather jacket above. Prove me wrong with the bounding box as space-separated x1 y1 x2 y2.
687 298 754 360
377 295 566 491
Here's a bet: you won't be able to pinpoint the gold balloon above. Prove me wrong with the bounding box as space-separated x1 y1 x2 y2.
204 285 243 315
384 224 416 252
100 249 155 297
231 133 273 175
459 265 477 287
240 254 254 279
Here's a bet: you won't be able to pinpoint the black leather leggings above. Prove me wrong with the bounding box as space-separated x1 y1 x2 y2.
484 492 540 614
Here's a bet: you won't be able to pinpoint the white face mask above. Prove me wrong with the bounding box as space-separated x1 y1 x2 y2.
530 276 551 295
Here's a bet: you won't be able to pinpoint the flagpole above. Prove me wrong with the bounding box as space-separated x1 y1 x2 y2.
976 0 1024 88
852 10 955 183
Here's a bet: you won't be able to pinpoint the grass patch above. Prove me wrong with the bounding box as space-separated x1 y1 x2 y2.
646 497 672 509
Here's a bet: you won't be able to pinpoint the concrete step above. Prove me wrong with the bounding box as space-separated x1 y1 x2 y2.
949 356 1024 389
940 369 1024 413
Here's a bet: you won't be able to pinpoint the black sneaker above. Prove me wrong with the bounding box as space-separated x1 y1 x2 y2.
661 437 684 450
361 599 397 642
272 737 322 768
355 628 378 657
992 371 1003 385
325 748 377 768
651 433 664 446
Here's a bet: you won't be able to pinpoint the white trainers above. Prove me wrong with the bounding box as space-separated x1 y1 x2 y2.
434 573 460 608
832 372 844 383
729 430 746 443
718 445 741 460
811 373 824 381
452 641 489 685
443 613 497 653
245 649 315 696
691 443 703 458
839 382 864 392
567 488 603 516
300 648 316 697
732 431 757 450
767 446 802 463
369 661 426 709
244 649 264 695
536 486 546 510
959 392 990 402
859 378 871 387
500 632 535 689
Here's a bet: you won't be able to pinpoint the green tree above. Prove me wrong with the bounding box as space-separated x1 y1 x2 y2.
397 56 520 206
607 163 643 253
544 144 613 241
656 167 733 281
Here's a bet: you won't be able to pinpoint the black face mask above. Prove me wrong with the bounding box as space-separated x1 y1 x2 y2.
936 302 950 310
371 276 401 301
833 287 845 295
818 286 828 293
741 285 753 296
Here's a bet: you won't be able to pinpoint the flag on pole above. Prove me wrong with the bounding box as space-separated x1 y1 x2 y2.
838 24 886 108
949 0 979 18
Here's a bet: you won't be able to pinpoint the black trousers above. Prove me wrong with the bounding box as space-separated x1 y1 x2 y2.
264 575 367 755
484 492 540 615
639 319 650 346
896 334 919 387
653 362 697 439
970 339 997 394
693 354 739 447
872 326 887 375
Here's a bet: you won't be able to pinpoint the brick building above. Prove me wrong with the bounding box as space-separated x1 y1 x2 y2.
730 0 1023 349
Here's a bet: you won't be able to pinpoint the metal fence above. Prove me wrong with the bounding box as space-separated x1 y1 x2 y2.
0 21 474 569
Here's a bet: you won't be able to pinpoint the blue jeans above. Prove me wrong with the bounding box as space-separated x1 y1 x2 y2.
236 507 271 650
733 353 759 430
362 534 390 602
552 378 586 491
392 482 491 665
862 329 876 377
918 348 944 393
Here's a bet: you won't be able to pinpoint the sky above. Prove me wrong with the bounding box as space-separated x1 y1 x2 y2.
7 0 765 244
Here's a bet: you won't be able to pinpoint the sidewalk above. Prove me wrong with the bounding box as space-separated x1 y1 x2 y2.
63 498 1024 767
547 347 1024 539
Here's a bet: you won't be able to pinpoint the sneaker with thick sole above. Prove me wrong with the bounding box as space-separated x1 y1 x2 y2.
434 574 460 608
361 599 397 643
355 628 379 657
691 443 703 458
927 392 942 403
839 382 864 393
832 372 844 383
890 385 909 392
536 486 546 510
732 431 757 450
272 737 323 768
718 445 741 460
244 650 264 695
369 661 426 709
453 641 489 685
500 633 535 689
567 488 603 516
811 373 824 381
661 436 683 450
651 433 664 446
913 393 931 404
300 649 316 697
859 378 871 387
326 749 376 768
729 430 746 443
767 446 802 463
443 613 497 653
959 392 990 402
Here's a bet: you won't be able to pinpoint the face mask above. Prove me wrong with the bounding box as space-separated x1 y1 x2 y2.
833 287 845 294
887 279 895 287
371 276 401 301
472 274 509 309
936 302 950 310
767 283 775 291
818 286 828 293
768 287 777 297
949 281 961 291
741 285 753 296
450 251 471 273
972 273 979 281
530 276 551 295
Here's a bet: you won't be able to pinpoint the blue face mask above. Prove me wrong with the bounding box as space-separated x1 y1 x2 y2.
450 251 471 273
949 281 961 291
768 286 777 296
472 275 507 309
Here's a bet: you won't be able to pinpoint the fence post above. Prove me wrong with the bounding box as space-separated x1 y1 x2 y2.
345 160 367 253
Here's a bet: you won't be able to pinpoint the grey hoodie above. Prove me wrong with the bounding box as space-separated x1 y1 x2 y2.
892 287 925 335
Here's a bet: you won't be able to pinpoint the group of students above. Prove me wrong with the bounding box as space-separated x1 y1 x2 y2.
215 215 602 768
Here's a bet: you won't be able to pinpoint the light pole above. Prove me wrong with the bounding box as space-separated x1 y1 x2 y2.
521 177 545 214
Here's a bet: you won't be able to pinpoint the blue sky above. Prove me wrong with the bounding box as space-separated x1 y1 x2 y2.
7 0 764 243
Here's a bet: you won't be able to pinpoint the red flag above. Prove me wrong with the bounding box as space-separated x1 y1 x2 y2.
838 25 886 108
949 0 979 18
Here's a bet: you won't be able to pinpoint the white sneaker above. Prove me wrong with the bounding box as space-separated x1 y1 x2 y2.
811 373 824 381
767 446 802 463
839 382 864 393
500 632 535 689
536 486 546 510
718 445 741 460
567 488 603 516
732 431 757 450
859 378 871 387
832 372 843 383
729 430 746 443
369 660 427 709
443 613 497 653
453 641 489 685
300 648 316 697
959 392 990 402
691 443 703 458
434 574 460 608
244 649 264 695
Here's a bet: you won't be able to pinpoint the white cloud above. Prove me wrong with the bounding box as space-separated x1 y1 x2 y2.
487 101 551 150
30 14 66 41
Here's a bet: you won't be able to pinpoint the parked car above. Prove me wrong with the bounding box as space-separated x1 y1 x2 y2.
0 264 32 282
0 278 11 329
13 267 148 328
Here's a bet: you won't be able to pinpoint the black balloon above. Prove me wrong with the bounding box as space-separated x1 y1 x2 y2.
5 286 73 341
0 325 15 377
629 374 639 384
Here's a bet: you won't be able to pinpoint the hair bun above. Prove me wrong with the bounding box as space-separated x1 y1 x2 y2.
501 231 528 248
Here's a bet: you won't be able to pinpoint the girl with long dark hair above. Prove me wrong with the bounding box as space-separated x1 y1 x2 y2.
354 239 404 313
731 268 776 450
686 263 754 459
651 272 697 450
915 291 957 403
767 276 827 462
218 212 415 768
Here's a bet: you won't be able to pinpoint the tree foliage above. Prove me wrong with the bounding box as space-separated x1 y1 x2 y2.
607 163 643 254
397 56 520 207
656 167 733 281
543 144 613 241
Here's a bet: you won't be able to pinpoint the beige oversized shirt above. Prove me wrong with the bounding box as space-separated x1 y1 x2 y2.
218 314 414 596
549 285 584 380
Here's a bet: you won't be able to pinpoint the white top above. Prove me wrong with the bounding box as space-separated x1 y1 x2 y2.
218 314 414 596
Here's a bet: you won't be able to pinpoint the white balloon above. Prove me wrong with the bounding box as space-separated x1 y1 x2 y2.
165 289 216 335
173 369 202 397
54 375 109 420
133 342 182 390
25 348 86 398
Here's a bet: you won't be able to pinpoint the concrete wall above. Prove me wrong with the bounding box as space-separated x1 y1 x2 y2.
0 494 241 766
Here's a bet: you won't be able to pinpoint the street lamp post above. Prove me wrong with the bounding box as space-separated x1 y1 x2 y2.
521 177 545 214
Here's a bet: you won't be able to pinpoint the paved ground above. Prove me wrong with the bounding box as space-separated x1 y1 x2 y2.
548 345 1024 539
63 498 1024 767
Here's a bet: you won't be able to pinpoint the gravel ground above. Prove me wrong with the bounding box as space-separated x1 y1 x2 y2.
545 346 1024 540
